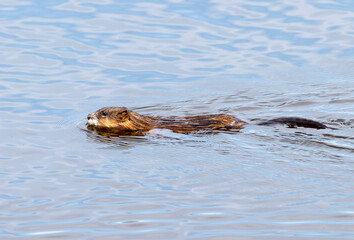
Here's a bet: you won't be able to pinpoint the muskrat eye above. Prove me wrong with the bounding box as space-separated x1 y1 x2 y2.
101 111 108 117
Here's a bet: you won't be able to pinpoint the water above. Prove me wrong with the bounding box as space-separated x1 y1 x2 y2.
0 0 353 239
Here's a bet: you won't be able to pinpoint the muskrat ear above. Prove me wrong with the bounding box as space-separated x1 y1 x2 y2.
118 109 130 120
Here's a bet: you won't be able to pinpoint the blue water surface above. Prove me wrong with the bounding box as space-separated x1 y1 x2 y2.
0 0 353 239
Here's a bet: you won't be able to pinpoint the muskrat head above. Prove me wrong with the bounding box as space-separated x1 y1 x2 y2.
87 107 130 128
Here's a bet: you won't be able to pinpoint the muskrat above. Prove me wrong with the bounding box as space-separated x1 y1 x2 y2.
86 107 327 136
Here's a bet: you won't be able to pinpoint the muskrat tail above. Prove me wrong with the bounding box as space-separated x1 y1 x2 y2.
258 117 327 129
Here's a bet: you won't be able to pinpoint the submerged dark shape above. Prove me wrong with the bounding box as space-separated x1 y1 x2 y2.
258 117 327 129
86 107 327 136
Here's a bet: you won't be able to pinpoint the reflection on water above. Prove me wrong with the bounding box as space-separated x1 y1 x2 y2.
0 0 354 239
83 126 149 149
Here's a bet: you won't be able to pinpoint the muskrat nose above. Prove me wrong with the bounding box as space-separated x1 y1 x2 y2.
87 113 93 120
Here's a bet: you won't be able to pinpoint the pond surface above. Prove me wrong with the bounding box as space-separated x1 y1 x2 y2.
0 0 353 239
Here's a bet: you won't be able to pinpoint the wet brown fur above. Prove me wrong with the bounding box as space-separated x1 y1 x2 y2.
87 107 327 136
87 107 246 135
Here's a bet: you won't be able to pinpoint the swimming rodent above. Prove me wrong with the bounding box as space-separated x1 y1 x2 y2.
86 107 327 136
